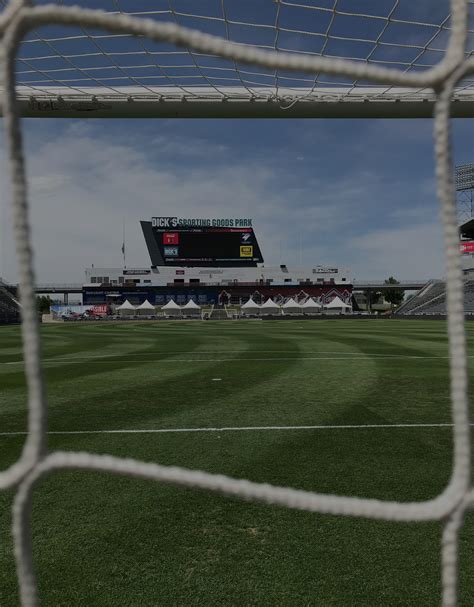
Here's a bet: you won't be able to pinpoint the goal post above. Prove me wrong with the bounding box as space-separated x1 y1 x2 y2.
0 1 473 606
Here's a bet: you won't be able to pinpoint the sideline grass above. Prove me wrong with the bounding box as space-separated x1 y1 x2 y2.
1 319 474 605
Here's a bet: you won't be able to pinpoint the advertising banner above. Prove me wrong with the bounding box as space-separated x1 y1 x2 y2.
90 304 108 316
51 304 108 318
460 241 474 253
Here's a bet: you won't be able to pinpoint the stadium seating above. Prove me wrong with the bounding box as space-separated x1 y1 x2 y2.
0 280 20 324
464 281 474 312
396 278 474 316
396 281 446 315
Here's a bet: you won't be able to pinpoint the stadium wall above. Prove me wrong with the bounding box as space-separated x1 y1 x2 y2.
82 284 353 306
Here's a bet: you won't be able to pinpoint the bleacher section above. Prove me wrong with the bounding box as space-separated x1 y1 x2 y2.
396 281 446 315
396 279 474 316
0 280 20 324
464 281 474 312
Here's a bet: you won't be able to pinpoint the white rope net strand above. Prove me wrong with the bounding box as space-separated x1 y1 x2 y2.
0 0 473 605
0 0 474 117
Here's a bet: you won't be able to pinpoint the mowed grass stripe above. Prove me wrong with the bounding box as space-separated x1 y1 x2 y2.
1 319 473 606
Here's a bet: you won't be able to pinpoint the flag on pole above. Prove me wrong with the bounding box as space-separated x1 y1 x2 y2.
122 218 126 267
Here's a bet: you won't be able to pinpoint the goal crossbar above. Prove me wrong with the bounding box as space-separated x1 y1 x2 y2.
12 87 474 118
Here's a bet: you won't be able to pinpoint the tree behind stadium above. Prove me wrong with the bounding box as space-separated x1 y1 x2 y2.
383 277 405 311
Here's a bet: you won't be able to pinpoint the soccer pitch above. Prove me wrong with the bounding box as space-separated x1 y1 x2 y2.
1 319 474 606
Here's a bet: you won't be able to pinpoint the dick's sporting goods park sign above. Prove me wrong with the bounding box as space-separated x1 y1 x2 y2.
151 217 253 228
144 216 263 267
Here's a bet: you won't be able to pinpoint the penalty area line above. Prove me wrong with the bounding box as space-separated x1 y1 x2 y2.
0 422 465 437
1 354 468 365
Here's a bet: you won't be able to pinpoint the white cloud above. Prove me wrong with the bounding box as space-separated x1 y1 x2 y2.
0 122 445 283
349 222 444 279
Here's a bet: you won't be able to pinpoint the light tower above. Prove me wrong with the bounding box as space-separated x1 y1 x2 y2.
456 163 474 223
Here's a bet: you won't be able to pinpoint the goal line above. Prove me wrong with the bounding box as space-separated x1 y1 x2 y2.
0 422 465 438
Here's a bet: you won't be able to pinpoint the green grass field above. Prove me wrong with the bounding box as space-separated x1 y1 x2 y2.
1 319 474 606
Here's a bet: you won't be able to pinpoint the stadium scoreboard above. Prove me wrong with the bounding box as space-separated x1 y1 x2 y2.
141 217 264 267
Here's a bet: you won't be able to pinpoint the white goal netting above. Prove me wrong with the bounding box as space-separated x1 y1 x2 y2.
1 0 474 117
0 1 473 605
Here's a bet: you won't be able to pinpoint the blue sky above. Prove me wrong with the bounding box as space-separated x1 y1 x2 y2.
1 0 473 283
1 116 473 283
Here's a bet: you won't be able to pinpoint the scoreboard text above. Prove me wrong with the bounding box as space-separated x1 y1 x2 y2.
149 217 263 266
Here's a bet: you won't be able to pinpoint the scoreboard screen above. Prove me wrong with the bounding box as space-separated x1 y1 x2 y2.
141 218 264 266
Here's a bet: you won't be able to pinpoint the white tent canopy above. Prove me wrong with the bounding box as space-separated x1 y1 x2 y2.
161 299 182 316
241 297 259 308
137 299 155 310
162 299 181 310
241 298 260 314
116 299 135 310
282 298 302 314
182 299 201 309
325 296 351 309
182 299 201 315
116 299 136 314
302 298 322 313
260 298 280 314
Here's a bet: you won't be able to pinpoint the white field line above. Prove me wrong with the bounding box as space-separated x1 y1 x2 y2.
0 423 465 437
1 354 463 365
0 350 441 360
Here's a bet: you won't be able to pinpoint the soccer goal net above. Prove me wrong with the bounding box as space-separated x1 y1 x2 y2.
0 1 473 605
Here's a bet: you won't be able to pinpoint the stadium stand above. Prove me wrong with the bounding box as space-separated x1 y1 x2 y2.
416 298 448 315
396 279 474 316
396 281 447 315
464 282 474 313
0 279 20 324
